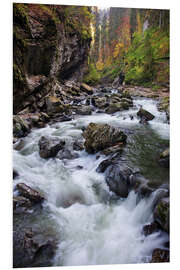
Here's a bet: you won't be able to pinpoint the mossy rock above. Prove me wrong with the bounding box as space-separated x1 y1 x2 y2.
154 197 169 233
82 122 127 153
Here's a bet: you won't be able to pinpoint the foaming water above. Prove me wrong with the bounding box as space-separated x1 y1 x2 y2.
13 97 169 266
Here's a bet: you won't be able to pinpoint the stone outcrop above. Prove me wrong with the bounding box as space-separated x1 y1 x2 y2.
13 3 91 114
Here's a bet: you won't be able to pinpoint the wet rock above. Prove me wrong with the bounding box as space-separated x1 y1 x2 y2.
159 148 169 168
13 169 19 179
13 196 32 212
45 96 69 114
143 222 159 236
92 96 107 108
106 102 129 114
96 158 116 173
105 164 132 197
83 123 127 153
137 108 155 121
16 183 44 203
80 83 93 95
38 136 65 159
75 105 92 115
151 248 169 263
154 197 169 233
13 228 57 268
13 115 30 138
121 90 132 99
73 140 84 151
101 144 124 156
51 114 72 123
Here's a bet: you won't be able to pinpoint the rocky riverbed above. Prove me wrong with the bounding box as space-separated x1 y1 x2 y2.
13 85 170 267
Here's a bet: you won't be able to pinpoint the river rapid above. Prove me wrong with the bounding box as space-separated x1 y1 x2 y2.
13 93 169 266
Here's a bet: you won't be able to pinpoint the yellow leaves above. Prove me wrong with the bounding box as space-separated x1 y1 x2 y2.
113 42 124 58
96 60 104 71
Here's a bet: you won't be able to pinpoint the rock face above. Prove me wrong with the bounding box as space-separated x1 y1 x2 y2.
38 136 65 159
13 3 91 114
82 123 127 153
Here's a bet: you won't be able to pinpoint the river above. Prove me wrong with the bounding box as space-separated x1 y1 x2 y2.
13 93 169 266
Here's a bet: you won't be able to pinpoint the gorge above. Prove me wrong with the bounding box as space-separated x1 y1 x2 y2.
13 3 170 268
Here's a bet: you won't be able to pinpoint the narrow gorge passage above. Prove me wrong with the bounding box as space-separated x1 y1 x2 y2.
13 95 169 266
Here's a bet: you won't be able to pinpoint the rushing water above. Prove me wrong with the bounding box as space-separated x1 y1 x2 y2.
13 96 169 266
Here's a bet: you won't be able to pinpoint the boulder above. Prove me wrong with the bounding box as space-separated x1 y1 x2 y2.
106 102 129 114
80 83 93 95
154 197 169 233
13 196 32 211
137 108 155 121
45 96 69 114
16 183 44 203
38 136 65 159
92 96 107 108
13 228 57 268
75 105 92 115
142 222 159 236
159 148 169 168
105 164 132 197
82 123 127 153
151 248 169 263
13 115 30 138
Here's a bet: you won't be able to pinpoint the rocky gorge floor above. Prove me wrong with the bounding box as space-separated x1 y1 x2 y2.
13 83 170 267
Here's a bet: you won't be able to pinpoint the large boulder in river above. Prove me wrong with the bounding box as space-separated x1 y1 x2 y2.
82 123 127 153
105 164 132 197
137 108 155 121
38 136 65 159
96 158 133 198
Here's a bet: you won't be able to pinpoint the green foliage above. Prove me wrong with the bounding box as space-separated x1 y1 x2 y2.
125 26 169 85
83 63 101 85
